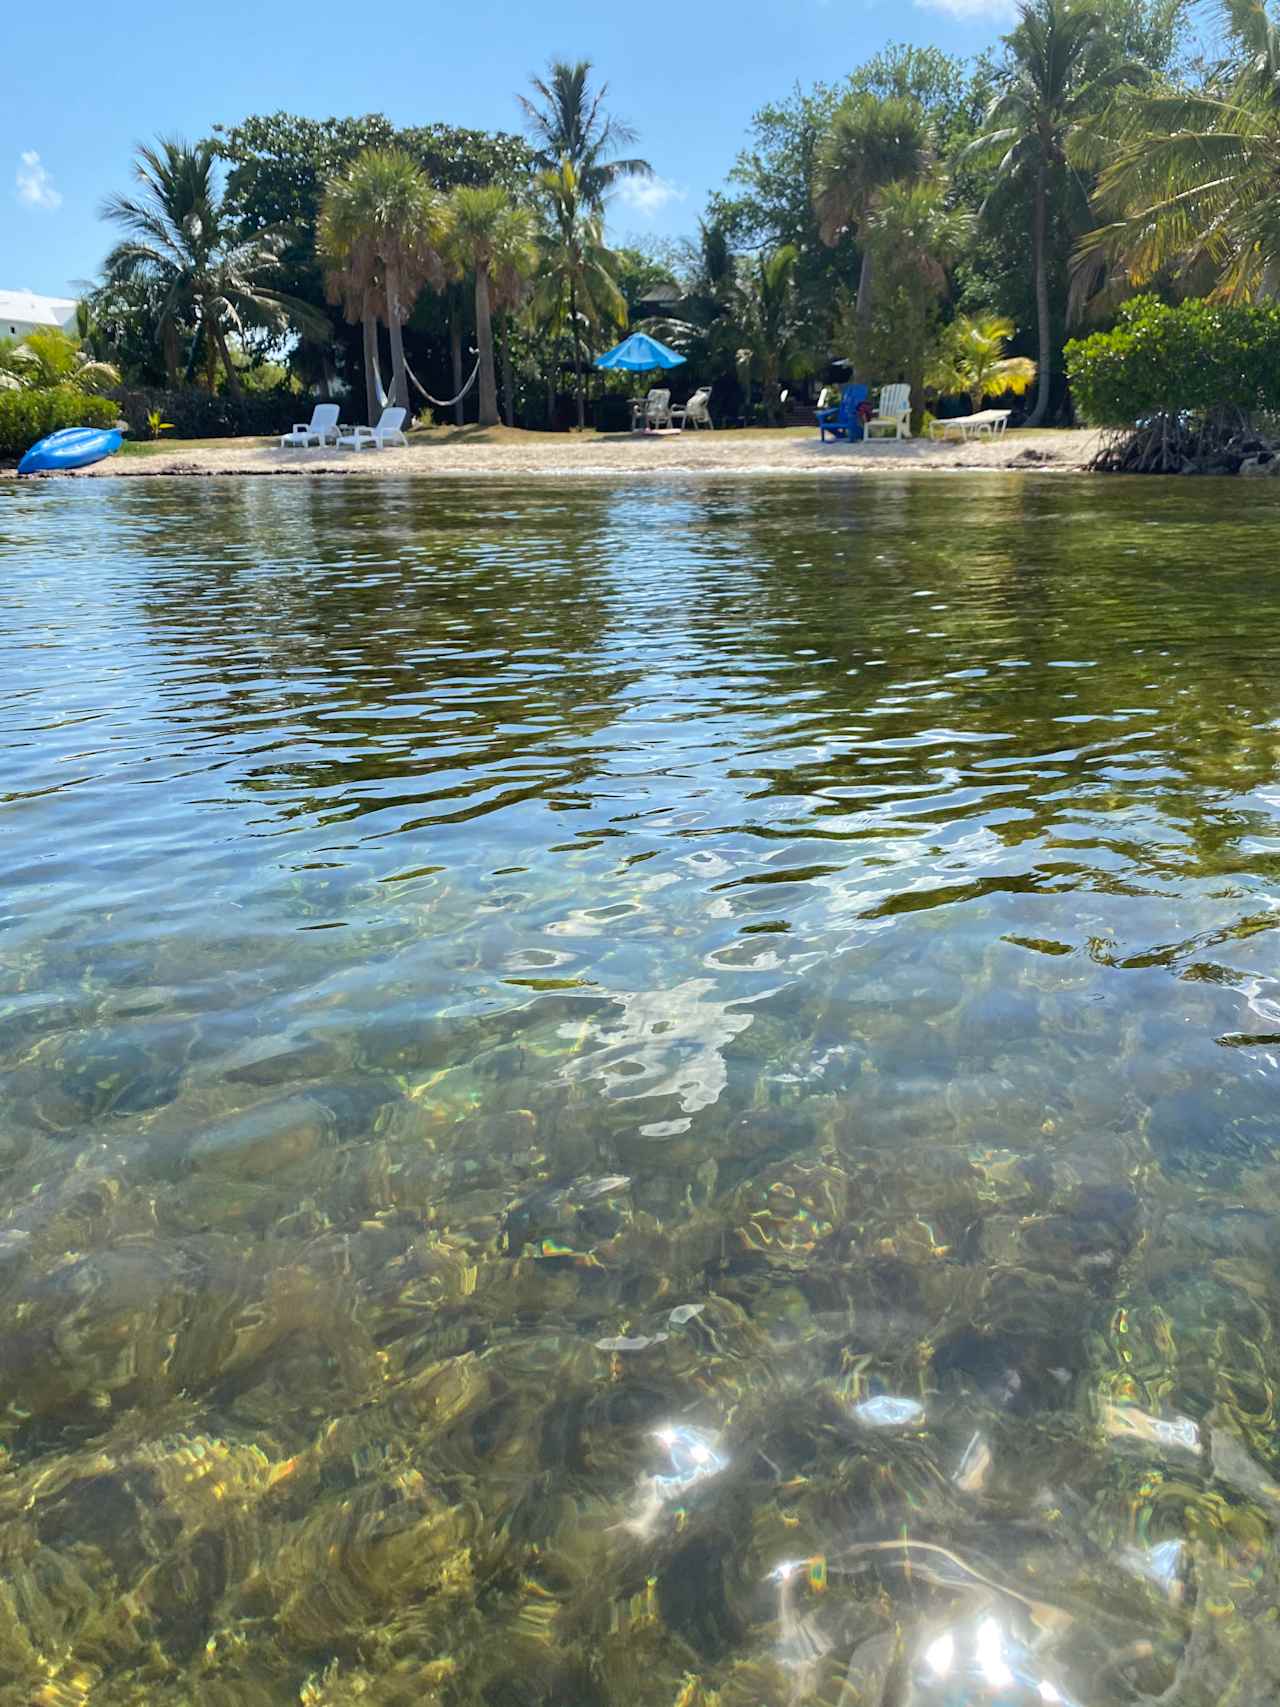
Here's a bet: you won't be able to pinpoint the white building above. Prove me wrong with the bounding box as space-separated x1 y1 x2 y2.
0 289 79 341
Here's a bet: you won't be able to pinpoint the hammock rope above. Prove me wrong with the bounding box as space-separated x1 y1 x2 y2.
370 343 482 413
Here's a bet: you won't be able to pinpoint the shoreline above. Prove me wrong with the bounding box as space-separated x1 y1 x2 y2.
3 425 1106 481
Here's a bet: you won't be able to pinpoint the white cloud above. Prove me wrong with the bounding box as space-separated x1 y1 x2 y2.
16 151 62 211
615 176 687 221
915 0 1014 18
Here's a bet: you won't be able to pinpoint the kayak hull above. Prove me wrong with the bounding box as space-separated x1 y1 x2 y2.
18 427 123 475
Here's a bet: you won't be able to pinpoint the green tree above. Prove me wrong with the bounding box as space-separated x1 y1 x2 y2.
964 0 1142 424
444 186 537 428
518 60 652 209
318 147 448 414
533 161 626 428
732 243 812 424
0 327 120 394
1079 0 1280 303
101 137 325 396
928 311 1038 410
814 94 933 367
845 178 974 417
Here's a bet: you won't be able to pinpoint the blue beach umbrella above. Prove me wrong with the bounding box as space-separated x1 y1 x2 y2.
594 332 686 371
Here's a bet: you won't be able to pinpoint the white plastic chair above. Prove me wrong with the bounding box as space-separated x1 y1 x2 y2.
672 387 714 430
631 389 672 431
337 406 409 451
865 384 912 441
280 403 341 448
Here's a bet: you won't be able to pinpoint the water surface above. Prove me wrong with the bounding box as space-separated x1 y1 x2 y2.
3 475 1280 1705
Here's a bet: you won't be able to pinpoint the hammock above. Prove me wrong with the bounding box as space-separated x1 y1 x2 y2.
370 343 482 412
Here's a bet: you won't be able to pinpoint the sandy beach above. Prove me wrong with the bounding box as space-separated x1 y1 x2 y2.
7 424 1105 480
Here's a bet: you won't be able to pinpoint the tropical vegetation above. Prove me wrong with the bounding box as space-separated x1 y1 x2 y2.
50 0 1280 454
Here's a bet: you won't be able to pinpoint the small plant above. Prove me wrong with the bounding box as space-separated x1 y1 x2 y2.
146 409 175 439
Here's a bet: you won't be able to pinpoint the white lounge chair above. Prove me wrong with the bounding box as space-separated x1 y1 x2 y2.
631 389 672 431
928 408 1012 442
672 387 714 430
280 403 341 448
865 383 912 441
337 406 409 451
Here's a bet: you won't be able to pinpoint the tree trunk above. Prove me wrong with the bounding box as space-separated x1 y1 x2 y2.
384 262 408 412
161 318 180 388
500 315 516 428
212 317 243 400
569 280 585 430
450 308 465 426
545 353 556 429
1027 161 1052 428
474 266 499 428
202 311 218 392
852 244 874 382
362 311 380 425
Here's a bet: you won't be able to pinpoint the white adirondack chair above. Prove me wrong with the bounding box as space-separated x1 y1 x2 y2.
672 387 714 430
337 406 409 451
280 403 341 447
865 384 912 441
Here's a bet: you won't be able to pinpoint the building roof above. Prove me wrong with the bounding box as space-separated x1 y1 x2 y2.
0 289 79 329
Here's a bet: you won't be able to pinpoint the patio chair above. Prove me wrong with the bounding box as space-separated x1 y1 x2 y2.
672 387 714 430
865 384 912 441
631 389 673 431
280 403 341 448
816 383 868 442
336 406 409 451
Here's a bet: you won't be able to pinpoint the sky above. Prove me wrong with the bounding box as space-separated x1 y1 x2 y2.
3 0 1014 302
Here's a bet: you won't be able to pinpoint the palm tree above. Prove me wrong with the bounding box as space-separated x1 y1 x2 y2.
855 179 974 417
444 187 538 428
928 313 1038 412
318 148 448 414
733 244 811 425
533 161 626 428
964 0 1141 424
0 327 119 393
814 94 933 363
102 137 325 396
1078 0 1280 303
519 60 652 210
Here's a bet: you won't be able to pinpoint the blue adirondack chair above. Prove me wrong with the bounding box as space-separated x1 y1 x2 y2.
816 383 869 442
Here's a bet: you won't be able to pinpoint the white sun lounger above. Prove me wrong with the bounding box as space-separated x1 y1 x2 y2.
280 403 341 448
337 406 409 451
929 409 1013 442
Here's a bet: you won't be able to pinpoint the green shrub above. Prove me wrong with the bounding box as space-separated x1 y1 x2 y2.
0 387 119 461
1066 296 1280 427
107 386 313 440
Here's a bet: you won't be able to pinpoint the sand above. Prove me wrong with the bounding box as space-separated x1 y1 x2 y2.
8 424 1105 481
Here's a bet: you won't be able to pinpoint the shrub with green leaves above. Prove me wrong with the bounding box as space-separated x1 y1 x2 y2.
1066 296 1280 427
0 388 119 462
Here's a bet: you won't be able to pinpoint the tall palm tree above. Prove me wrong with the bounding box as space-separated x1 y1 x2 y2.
1078 0 1280 302
855 179 973 416
814 94 933 364
964 0 1141 424
519 59 652 210
533 161 626 428
444 187 537 428
733 244 812 425
318 148 448 414
102 137 324 396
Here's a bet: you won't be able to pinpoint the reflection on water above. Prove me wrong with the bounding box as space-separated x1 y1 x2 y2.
3 473 1280 1702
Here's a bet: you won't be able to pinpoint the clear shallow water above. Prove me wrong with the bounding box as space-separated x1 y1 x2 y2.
2 473 1280 1704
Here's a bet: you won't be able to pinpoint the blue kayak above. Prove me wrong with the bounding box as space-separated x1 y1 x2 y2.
18 426 123 475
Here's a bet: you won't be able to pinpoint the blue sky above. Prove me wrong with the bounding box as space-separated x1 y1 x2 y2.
4 0 1012 300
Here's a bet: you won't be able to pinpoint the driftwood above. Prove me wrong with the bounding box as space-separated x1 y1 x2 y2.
1089 406 1278 476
